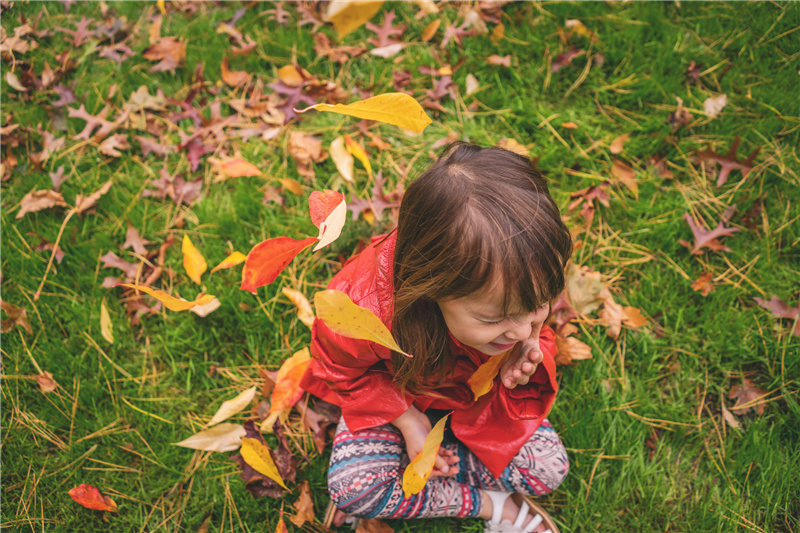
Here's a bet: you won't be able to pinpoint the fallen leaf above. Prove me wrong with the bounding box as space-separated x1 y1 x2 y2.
16 189 67 219
68 484 118 512
403 414 448 497
668 96 692 131
122 225 150 256
101 251 139 279
611 159 637 194
554 326 593 365
6 71 27 91
117 283 215 312
282 288 315 328
370 43 405 58
1 301 33 334
561 121 578 129
240 237 318 294
467 350 511 401
465 73 479 96
598 291 646 339
208 386 257 427
356 519 395 533
270 348 312 414
315 290 408 356
565 263 605 315
694 136 761 187
295 92 432 133
221 57 249 87
754 295 800 336
240 437 289 489
728 378 768 416
234 420 296 498
212 157 261 181
182 235 207 284
330 136 354 183
277 64 312 87
487 54 511 66
75 180 113 214
721 398 740 430
691 272 715 297
324 0 384 39
610 132 630 154
551 47 585 73
49 165 69 191
190 297 221 317
276 513 290 533
565 19 597 41
100 299 114 344
37 371 57 392
703 94 727 118
421 19 440 42
279 178 304 196
288 131 327 180
173 422 246 452
210 251 247 275
679 210 739 255
290 480 315 527
143 36 185 73
344 134 372 176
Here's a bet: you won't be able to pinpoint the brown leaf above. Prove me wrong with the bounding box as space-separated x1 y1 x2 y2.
232 420 296 499
101 251 140 279
1 301 34 334
98 134 130 157
123 224 150 255
754 295 800 336
610 132 630 154
16 189 67 219
49 165 69 190
67 104 115 141
647 154 673 180
611 159 637 194
289 480 315 527
356 519 395 533
691 272 714 297
75 180 113 214
288 131 327 180
37 371 57 392
487 54 511 66
551 47 585 73
313 32 366 64
693 136 761 187
366 9 406 48
221 57 249 87
668 96 692 132
728 378 768 416
554 324 592 365
679 210 739 255
143 36 185 73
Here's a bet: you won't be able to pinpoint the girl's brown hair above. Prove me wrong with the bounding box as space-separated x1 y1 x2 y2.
391 142 572 393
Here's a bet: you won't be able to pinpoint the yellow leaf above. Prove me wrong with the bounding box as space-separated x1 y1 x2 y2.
118 283 215 311
269 348 312 414
207 386 257 427
344 134 372 176
421 19 440 42
100 299 114 344
329 136 354 183
324 0 384 39
220 158 260 178
314 290 409 356
210 251 247 275
295 93 432 133
240 437 289 489
402 414 449 498
279 178 304 196
182 235 207 284
282 288 315 328
467 350 511 401
157 0 166 15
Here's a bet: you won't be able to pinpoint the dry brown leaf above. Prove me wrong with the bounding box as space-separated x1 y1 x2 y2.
356 518 395 533
75 180 113 214
611 159 637 194
98 134 131 157
728 378 768 416
37 371 57 392
288 131 327 180
554 328 592 366
610 132 630 154
691 272 714 297
221 57 249 87
565 263 604 315
16 189 68 219
289 480 315 527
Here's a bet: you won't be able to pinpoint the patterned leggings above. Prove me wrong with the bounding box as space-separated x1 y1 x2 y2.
327 417 569 519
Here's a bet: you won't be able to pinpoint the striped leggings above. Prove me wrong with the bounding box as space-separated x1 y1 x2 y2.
327 417 569 519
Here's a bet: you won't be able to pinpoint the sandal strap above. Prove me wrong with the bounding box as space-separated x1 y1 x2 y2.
513 500 529 528
523 513 543 533
484 490 513 525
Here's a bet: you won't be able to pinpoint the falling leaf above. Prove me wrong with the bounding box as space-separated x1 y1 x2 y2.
402 414 448 498
210 251 247 274
324 0 384 39
173 422 247 452
703 94 728 118
100 299 114 344
190 297 221 317
37 371 57 393
728 378 768 415
290 480 315 527
282 288 315 328
182 235 207 284
75 180 113 214
691 273 715 297
310 192 347 252
240 237 318 294
315 290 408 356
467 350 511 401
1 301 33 334
296 93 432 133
117 283 215 312
68 484 118 512
208 386 257 427
679 210 739 255
330 136 354 183
611 159 637 194
240 437 289 489
344 134 372 176
270 348 312 414
610 132 630 154
16 190 68 219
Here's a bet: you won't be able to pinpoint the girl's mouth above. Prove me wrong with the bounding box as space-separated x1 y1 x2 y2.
489 341 516 350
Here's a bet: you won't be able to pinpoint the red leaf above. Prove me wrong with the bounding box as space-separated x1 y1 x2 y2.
68 483 118 512
309 190 345 229
693 136 761 186
240 237 318 294
366 10 406 48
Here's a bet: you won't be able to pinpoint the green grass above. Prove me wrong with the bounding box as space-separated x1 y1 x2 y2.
2 1 799 532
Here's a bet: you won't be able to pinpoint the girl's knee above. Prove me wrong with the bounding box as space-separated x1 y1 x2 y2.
327 464 398 518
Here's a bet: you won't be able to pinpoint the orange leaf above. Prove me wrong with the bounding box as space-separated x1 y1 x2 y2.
282 288 315 328
210 251 247 274
221 57 249 87
270 348 312 414
309 190 346 228
402 414 449 498
117 283 215 311
610 132 630 154
421 19 440 42
344 134 372 176
220 158 260 178
310 191 347 251
275 511 290 533
68 484 118 512
182 235 207 284
467 350 511 401
240 237 318 294
611 159 637 194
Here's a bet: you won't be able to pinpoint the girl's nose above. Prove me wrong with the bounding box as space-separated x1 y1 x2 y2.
504 320 532 342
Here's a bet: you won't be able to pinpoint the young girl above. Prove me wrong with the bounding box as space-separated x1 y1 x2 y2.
300 142 573 532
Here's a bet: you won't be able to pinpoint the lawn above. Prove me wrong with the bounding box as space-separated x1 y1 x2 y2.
2 1 799 532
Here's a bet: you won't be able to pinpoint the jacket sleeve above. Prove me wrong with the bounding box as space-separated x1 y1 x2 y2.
303 317 414 432
499 324 559 420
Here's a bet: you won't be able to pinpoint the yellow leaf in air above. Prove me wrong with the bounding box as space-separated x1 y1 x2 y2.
100 299 114 344
182 235 207 284
240 437 289 490
402 414 449 498
118 283 215 311
157 0 166 15
324 0 384 39
295 93 432 133
330 136 354 183
210 251 247 275
282 288 315 328
467 350 511 401
314 290 409 356
344 134 372 176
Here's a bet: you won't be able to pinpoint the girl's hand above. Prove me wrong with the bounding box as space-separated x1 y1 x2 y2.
500 323 544 389
391 406 460 478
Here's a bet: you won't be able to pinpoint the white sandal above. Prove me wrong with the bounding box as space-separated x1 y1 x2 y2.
484 491 560 533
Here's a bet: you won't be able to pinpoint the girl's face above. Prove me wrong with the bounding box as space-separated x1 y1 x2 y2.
437 284 550 356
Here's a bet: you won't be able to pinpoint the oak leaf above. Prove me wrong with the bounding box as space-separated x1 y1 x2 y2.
98 134 130 157
693 136 761 187
288 131 327 180
754 295 800 336
728 378 768 415
679 209 739 255
221 57 249 87
1 301 33 334
366 9 406 48
554 324 592 365
123 224 150 256
16 189 67 219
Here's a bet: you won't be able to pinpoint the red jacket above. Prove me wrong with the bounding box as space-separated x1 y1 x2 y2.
299 231 559 478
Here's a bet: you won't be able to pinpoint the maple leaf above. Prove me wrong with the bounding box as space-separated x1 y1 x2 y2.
679 208 739 255
441 14 479 48
754 295 800 336
690 272 714 297
728 378 769 416
67 104 119 141
54 16 95 47
232 420 297 499
366 10 406 48
267 80 316 123
693 136 761 186
1 301 33 334
347 170 402 222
